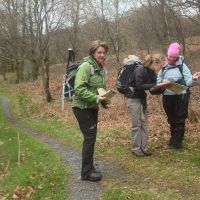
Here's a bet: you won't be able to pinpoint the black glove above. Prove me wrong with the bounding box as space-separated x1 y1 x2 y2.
100 99 110 109
149 87 165 95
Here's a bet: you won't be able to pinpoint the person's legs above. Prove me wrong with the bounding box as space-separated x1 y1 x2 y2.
172 122 185 148
163 93 189 148
126 98 143 154
141 110 150 154
172 93 189 148
163 95 176 146
73 108 99 178
169 123 176 146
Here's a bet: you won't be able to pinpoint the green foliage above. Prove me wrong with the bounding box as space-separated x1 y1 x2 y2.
0 84 43 118
21 118 83 149
14 92 44 117
101 188 183 200
101 188 136 200
0 107 69 199
190 143 200 168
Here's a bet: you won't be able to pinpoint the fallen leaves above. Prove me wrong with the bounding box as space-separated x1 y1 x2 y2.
13 185 35 199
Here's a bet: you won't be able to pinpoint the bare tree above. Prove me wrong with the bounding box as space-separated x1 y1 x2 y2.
0 0 23 82
32 0 65 102
0 0 200 87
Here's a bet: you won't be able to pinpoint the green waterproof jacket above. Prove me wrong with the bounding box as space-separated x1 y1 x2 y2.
72 56 105 109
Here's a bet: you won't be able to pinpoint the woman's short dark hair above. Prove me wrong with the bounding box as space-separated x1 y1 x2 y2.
89 40 109 56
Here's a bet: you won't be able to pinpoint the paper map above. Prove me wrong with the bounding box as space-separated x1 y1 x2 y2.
97 88 116 100
167 82 188 94
157 82 188 94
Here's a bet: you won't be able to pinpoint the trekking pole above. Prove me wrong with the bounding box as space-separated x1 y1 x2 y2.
61 77 65 111
67 48 75 68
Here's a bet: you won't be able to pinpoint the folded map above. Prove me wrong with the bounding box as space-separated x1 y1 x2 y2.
97 88 116 100
157 82 188 94
167 82 188 94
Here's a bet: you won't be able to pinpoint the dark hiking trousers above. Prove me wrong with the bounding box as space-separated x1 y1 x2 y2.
72 107 98 177
163 93 190 148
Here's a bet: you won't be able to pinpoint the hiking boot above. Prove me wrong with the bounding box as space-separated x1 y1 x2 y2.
81 171 102 182
132 151 145 157
164 144 182 150
141 149 152 156
92 168 102 175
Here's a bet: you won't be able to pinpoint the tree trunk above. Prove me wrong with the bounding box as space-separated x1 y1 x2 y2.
32 61 40 81
42 44 52 102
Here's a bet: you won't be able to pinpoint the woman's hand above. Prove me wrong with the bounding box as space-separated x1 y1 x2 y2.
98 96 107 102
97 95 110 108
156 79 171 89
193 72 200 80
97 95 107 103
162 79 172 84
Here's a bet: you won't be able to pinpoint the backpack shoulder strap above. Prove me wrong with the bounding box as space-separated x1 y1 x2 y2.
161 62 184 78
162 61 186 84
177 63 183 76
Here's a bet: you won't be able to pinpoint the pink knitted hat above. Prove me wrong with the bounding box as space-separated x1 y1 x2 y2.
167 42 181 57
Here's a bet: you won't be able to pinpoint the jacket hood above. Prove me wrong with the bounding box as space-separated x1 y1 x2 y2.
83 56 100 71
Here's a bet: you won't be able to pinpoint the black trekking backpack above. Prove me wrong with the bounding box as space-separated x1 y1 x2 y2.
63 61 81 100
116 62 140 94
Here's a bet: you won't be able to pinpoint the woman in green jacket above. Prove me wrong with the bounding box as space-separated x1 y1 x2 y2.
72 40 109 181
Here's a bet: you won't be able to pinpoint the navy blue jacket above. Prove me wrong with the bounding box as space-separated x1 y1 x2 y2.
125 64 156 99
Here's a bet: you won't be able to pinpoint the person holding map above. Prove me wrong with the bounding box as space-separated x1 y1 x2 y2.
124 54 165 157
72 40 110 181
157 42 200 150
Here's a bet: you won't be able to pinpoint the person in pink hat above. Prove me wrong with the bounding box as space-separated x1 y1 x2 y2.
156 42 200 149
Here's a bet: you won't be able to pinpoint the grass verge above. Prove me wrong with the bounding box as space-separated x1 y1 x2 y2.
0 105 69 199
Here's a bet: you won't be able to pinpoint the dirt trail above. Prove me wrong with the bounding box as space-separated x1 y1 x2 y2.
0 96 137 200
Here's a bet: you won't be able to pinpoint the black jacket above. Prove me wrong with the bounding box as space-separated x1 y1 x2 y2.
125 64 156 99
